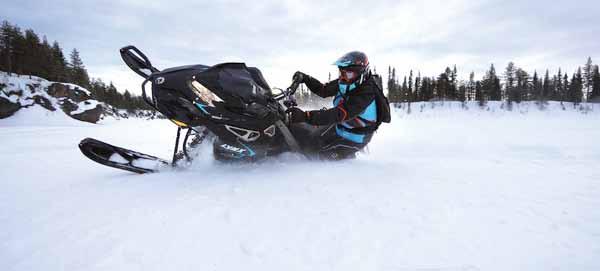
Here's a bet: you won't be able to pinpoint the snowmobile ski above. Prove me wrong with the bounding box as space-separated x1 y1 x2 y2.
79 138 169 174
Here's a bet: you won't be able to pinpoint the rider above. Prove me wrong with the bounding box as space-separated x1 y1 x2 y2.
287 51 384 160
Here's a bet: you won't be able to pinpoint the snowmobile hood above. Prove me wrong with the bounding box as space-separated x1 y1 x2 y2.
193 63 273 107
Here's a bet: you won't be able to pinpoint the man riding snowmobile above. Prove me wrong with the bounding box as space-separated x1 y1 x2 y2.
286 51 390 159
79 46 390 173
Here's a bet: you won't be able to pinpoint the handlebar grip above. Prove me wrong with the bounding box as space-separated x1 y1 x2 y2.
288 80 301 95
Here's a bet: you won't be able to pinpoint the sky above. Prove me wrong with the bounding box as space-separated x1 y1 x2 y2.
2 0 599 94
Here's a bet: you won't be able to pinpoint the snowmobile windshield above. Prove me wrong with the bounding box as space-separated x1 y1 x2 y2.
194 63 273 106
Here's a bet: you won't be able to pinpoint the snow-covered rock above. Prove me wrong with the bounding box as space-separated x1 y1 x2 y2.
0 71 104 123
0 71 160 123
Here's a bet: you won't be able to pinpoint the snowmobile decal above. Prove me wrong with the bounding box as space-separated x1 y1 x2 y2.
225 125 260 142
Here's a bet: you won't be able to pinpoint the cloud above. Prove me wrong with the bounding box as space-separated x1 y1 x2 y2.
1 0 599 93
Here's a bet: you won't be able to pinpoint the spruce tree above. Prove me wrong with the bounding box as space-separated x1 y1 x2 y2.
401 76 408 102
0 21 25 75
50 41 67 81
583 57 593 100
475 81 484 106
504 62 516 104
591 65 600 102
568 68 583 104
468 72 475 101
542 70 550 102
515 68 529 103
408 70 413 102
556 69 563 102
483 64 501 101
414 72 421 102
532 71 540 101
563 73 569 103
22 29 41 77
68 48 90 87
437 71 449 100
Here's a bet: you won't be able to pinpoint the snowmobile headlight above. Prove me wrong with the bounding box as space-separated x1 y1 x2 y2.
191 80 223 107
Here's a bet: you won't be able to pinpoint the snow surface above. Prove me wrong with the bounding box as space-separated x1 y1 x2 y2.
1 102 599 271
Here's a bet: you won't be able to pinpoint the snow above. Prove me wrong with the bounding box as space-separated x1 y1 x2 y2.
0 105 92 127
1 103 600 271
109 153 129 164
60 83 92 96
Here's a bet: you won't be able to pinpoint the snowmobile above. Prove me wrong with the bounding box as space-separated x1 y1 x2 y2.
79 45 322 174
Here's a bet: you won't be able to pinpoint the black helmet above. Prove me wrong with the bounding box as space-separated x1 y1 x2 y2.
334 51 370 83
334 51 369 68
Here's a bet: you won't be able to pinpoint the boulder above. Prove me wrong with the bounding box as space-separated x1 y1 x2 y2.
69 104 104 123
47 83 90 103
0 96 21 119
32 95 56 111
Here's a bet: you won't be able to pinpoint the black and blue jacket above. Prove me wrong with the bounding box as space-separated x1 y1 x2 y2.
302 75 379 144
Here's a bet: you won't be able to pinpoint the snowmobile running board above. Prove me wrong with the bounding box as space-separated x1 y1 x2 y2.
79 138 169 174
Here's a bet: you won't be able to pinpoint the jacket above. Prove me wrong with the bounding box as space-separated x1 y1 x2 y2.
303 75 379 143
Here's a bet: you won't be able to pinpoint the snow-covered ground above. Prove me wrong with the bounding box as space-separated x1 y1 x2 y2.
1 103 599 271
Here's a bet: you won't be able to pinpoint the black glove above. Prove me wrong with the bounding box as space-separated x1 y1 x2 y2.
286 107 308 123
293 71 306 83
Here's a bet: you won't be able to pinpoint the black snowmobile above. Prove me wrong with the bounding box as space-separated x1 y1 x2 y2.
79 45 329 173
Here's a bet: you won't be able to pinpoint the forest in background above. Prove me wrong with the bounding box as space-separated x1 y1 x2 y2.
0 20 151 112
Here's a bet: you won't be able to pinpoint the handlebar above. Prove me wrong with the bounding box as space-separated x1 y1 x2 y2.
271 76 302 109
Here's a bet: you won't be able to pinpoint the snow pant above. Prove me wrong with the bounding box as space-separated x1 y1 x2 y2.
290 123 373 160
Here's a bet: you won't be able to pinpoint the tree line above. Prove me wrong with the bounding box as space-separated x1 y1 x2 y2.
387 58 600 106
0 20 151 111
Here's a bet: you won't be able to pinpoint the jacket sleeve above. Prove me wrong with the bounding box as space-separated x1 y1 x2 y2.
305 81 377 126
303 75 338 98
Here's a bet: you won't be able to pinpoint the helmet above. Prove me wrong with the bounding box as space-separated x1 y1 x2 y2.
334 51 370 84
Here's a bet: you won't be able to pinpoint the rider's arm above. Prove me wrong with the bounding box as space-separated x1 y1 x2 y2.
306 84 377 126
303 75 338 98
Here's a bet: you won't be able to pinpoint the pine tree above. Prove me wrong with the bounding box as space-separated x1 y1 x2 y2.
50 41 67 81
515 68 529 103
563 73 569 103
475 81 484 106
504 62 516 104
0 21 25 75
458 83 466 103
556 68 564 101
414 72 421 102
531 71 540 101
408 70 413 102
450 65 457 100
22 29 41 77
401 76 408 102
483 64 501 101
542 70 550 102
468 72 475 101
437 70 450 100
68 48 90 87
568 68 583 104
591 65 600 102
0 21 8 72
583 57 593 101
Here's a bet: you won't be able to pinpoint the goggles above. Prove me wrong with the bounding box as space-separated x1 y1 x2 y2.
339 68 359 83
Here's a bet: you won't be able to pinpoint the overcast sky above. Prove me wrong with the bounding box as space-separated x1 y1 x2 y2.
2 0 599 94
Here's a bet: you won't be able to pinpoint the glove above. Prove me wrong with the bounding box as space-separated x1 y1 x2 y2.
286 107 308 123
293 71 306 83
